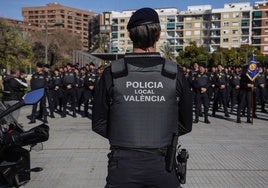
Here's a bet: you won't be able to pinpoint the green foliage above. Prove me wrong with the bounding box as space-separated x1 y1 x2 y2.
160 43 175 61
177 42 210 67
175 42 267 68
0 19 33 72
91 34 110 53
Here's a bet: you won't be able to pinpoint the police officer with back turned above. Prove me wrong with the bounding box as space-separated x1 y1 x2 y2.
92 8 192 188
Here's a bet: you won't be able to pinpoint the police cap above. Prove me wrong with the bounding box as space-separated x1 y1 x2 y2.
127 8 160 30
89 62 95 66
36 62 44 68
198 62 207 68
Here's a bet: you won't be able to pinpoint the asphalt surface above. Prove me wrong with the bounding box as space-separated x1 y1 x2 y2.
17 105 268 188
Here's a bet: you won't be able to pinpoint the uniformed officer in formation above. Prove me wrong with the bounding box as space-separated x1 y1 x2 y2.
236 65 254 123
229 66 241 113
75 67 86 112
212 64 230 117
62 63 77 117
92 8 193 188
255 64 266 113
43 64 54 118
192 63 211 124
51 68 63 116
29 63 48 123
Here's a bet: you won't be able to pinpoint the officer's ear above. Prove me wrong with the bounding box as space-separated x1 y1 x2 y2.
156 33 160 42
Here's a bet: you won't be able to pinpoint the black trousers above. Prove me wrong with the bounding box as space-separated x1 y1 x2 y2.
213 88 229 115
105 149 181 188
62 88 76 115
237 90 252 121
195 92 209 119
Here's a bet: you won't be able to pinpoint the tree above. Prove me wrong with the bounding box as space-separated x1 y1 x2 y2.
0 19 33 73
177 42 210 67
91 34 110 53
160 44 175 61
27 29 82 67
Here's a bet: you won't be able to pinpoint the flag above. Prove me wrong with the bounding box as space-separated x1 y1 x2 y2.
246 56 259 81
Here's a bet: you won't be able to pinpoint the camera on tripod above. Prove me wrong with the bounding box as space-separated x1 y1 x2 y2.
176 148 189 184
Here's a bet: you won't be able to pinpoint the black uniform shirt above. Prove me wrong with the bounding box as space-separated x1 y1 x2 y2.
92 52 193 138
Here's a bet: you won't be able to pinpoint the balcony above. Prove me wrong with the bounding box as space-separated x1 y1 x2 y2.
167 23 175 30
253 11 262 19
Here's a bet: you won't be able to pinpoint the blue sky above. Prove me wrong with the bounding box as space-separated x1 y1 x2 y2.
0 0 256 20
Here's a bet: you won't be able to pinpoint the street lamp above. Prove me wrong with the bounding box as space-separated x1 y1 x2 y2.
45 22 64 64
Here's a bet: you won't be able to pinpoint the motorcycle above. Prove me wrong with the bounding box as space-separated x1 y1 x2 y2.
0 88 49 188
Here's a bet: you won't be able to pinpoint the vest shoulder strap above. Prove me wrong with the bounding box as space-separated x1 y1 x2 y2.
111 57 177 79
162 59 177 79
111 59 127 78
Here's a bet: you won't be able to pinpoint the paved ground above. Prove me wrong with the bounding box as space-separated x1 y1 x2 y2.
17 105 268 188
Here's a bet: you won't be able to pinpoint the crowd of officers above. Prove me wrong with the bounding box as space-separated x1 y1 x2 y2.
28 62 104 124
183 62 268 124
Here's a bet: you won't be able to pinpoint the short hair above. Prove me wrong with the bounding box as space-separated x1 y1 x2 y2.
128 23 161 50
10 69 20 75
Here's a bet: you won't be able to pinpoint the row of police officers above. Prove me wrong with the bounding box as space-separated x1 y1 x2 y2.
29 62 100 123
185 62 268 124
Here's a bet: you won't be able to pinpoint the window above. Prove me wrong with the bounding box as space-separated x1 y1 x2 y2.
120 26 125 30
185 17 192 21
223 30 229 34
223 38 229 42
120 19 125 23
185 23 192 28
232 22 239 26
266 20 268 26
223 13 229 18
223 22 229 27
194 30 200 35
185 31 192 36
232 37 238 43
233 30 238 34
120 33 125 37
194 23 200 28
265 29 268 34
233 12 239 18
264 38 268 42
264 46 268 51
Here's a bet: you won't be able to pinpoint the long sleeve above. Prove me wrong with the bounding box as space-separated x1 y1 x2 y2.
92 68 112 138
177 68 193 136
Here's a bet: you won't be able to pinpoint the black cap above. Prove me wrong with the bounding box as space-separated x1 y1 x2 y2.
89 62 95 66
198 62 207 68
127 8 160 30
44 64 50 68
36 63 43 68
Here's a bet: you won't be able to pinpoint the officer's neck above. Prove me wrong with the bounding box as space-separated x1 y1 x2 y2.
133 44 157 53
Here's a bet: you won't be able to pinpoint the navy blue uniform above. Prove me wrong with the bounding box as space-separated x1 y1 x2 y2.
212 70 230 117
93 53 192 188
62 70 77 117
30 72 47 123
229 72 241 112
192 72 211 123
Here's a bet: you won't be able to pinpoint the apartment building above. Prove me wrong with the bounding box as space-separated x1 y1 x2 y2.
90 2 267 55
22 3 95 50
89 8 180 54
252 1 268 55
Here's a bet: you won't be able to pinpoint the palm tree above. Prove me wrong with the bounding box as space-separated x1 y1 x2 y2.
91 34 109 53
160 43 175 60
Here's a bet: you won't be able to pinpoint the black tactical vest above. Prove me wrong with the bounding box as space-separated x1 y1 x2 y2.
109 57 178 148
31 72 45 90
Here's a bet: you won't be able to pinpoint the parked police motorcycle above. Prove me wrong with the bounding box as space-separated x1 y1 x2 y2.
0 88 49 188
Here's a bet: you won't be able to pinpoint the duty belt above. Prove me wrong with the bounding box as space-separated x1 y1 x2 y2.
110 146 167 156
